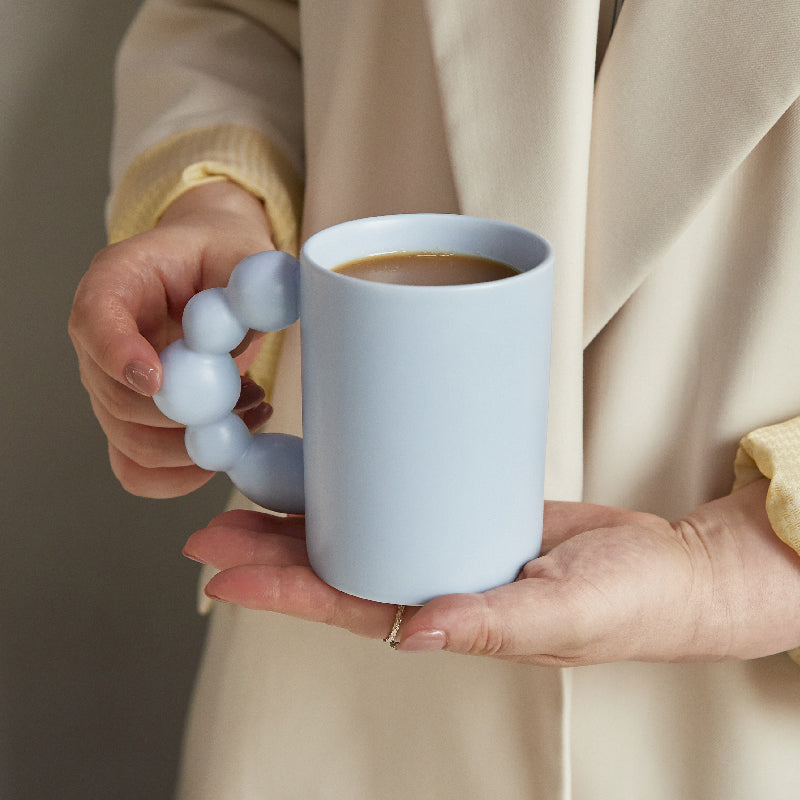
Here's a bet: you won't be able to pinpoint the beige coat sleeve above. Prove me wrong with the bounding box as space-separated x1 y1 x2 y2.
107 0 304 251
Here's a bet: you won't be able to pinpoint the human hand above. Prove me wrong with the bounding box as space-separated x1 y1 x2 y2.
69 181 276 497
183 478 800 664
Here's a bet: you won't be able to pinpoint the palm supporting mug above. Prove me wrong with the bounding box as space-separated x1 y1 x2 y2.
153 214 554 605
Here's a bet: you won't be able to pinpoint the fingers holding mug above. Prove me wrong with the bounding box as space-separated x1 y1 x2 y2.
186 512 414 642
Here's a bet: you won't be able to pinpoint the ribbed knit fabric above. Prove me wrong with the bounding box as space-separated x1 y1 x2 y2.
108 123 302 250
734 416 800 662
735 417 800 554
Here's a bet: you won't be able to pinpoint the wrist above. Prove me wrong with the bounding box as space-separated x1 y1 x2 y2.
160 180 270 233
675 479 800 659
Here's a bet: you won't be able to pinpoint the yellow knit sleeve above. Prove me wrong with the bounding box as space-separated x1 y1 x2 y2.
733 415 800 663
107 123 304 398
734 416 800 553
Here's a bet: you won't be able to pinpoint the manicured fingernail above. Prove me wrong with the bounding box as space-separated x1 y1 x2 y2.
182 547 206 564
398 630 447 653
235 378 266 410
124 361 159 396
242 401 274 430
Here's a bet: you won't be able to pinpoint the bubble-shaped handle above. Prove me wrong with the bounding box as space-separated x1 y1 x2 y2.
153 250 305 513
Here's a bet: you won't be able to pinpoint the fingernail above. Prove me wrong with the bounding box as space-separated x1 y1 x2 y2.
242 401 273 430
204 588 229 603
235 378 266 410
182 547 206 564
124 361 159 396
398 630 447 653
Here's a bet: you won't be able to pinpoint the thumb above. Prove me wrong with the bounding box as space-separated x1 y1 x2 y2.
396 575 591 663
70 247 164 396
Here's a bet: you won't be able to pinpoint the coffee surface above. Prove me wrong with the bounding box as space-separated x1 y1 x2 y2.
333 252 518 286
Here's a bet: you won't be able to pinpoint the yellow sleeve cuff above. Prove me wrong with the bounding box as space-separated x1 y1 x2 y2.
733 416 800 664
734 416 800 554
107 123 303 255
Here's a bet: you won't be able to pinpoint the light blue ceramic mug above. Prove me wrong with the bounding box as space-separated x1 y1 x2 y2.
154 214 553 605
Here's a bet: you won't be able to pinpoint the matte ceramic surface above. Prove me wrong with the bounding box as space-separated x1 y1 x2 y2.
153 215 553 605
301 215 553 604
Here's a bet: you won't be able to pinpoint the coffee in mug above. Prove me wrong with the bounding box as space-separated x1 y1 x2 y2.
333 252 519 286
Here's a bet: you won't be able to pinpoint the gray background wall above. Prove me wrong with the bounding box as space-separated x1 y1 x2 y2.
1 3 231 797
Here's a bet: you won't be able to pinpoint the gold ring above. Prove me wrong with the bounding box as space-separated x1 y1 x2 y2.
383 605 405 649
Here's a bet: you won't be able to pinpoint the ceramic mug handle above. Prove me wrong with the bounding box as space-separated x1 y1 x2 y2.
152 251 305 513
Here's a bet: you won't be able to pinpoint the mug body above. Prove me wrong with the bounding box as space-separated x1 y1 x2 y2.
300 214 553 605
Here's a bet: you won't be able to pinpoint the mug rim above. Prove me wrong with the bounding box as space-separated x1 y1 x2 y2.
300 213 553 293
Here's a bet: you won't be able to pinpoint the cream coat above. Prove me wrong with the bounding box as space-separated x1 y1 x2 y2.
112 1 800 797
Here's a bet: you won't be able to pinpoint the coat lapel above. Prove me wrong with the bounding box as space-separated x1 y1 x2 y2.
584 0 800 343
421 0 799 497
423 0 601 501
423 0 800 350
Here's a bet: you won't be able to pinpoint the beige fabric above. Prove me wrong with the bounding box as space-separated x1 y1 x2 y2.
108 1 800 798
111 0 304 186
